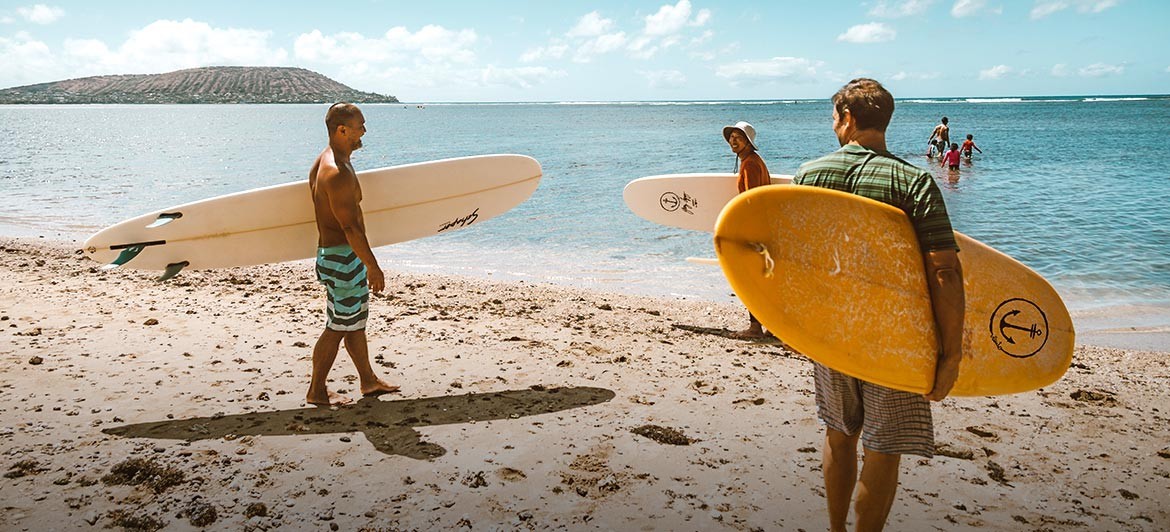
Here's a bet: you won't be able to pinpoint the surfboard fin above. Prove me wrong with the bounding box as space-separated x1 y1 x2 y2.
146 212 183 228
157 261 189 282
100 245 145 271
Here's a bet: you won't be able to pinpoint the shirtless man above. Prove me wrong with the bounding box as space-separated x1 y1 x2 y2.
306 102 399 406
927 116 949 157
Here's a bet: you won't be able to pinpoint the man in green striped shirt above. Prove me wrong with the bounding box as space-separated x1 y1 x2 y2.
792 78 966 532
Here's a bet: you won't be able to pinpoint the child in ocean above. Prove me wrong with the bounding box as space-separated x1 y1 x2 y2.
961 134 982 159
943 142 961 170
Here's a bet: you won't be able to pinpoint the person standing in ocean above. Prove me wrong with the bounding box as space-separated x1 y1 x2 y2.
791 79 965 532
927 116 949 157
723 120 773 340
306 102 400 406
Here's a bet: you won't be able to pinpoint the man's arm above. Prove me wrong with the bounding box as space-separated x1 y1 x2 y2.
923 248 964 401
324 173 385 293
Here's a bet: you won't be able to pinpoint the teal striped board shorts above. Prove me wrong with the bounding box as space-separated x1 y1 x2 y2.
315 244 369 332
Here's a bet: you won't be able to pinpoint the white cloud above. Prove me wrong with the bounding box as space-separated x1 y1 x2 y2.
17 4 64 24
1031 0 1119 19
837 22 896 43
1078 62 1123 77
951 0 1000 17
978 64 1013 79
295 25 476 67
868 0 934 18
641 69 686 89
643 0 710 36
520 41 568 63
716 56 822 85
567 11 613 38
480 65 566 90
1051 63 1069 76
1165 65 1170 73
118 19 285 71
0 32 57 86
573 31 628 63
890 70 941 81
0 21 284 89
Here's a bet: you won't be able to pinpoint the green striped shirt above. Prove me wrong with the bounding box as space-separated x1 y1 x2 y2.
793 144 958 252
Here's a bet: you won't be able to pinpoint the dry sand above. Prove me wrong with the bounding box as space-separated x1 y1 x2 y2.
1 237 1167 531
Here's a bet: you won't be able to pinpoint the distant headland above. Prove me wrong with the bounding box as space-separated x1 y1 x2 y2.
0 66 399 104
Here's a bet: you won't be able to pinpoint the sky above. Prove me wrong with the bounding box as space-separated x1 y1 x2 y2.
0 0 1166 102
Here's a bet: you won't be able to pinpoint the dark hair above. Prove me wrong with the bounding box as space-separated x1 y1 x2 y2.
966 134 973 140
941 116 948 124
832 78 895 132
325 102 362 134
951 143 959 150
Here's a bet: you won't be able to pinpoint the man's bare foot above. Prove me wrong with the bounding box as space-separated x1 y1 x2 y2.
361 379 401 397
307 390 353 406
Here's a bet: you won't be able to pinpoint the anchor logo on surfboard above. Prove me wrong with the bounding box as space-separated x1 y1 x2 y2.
659 192 698 215
989 298 1049 358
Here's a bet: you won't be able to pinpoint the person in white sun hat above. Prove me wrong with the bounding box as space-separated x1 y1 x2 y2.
722 120 773 340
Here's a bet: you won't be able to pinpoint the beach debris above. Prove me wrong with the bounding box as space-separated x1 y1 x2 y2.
631 424 696 446
106 509 166 532
15 327 41 336
1118 488 1140 500
143 318 159 326
185 500 218 527
28 356 43 365
936 443 976 460
1158 448 1170 459
1070 389 1116 404
688 379 721 395
732 397 766 406
965 426 998 440
497 467 527 482
4 459 48 478
597 303 613 311
462 471 489 488
102 457 186 493
245 502 268 518
986 460 1010 485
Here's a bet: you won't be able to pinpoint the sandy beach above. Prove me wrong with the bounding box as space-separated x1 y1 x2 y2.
1 236 1167 531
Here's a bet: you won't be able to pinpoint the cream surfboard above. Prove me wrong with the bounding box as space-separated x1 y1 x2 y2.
714 185 1074 396
84 154 542 278
623 173 793 232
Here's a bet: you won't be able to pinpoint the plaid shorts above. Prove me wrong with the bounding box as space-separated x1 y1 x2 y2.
813 361 935 457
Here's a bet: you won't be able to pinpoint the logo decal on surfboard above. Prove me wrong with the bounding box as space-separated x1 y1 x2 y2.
659 192 698 214
438 208 480 233
989 298 1049 358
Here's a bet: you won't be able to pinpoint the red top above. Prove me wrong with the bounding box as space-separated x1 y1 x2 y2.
961 139 975 152
943 150 961 166
737 151 770 193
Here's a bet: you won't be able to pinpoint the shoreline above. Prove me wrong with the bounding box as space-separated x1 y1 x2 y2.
5 230 1169 354
1 237 1168 530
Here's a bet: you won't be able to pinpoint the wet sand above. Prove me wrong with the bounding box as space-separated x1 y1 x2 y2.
1 237 1167 530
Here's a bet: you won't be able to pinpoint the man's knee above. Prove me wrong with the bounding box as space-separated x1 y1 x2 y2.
826 428 860 455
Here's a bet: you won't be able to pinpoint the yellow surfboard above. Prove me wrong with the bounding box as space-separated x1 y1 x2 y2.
714 185 1074 396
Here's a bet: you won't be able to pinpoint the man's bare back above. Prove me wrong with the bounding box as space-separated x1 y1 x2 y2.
309 148 363 248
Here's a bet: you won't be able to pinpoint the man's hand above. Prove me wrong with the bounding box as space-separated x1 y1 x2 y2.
925 352 960 401
367 265 385 294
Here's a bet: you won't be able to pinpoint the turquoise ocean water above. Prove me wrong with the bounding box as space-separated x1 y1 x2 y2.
1 98 1168 344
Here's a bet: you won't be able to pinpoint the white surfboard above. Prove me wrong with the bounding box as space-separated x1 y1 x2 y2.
623 173 793 233
84 154 542 275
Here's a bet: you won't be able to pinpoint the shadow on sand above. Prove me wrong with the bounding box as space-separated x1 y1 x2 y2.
103 386 615 460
